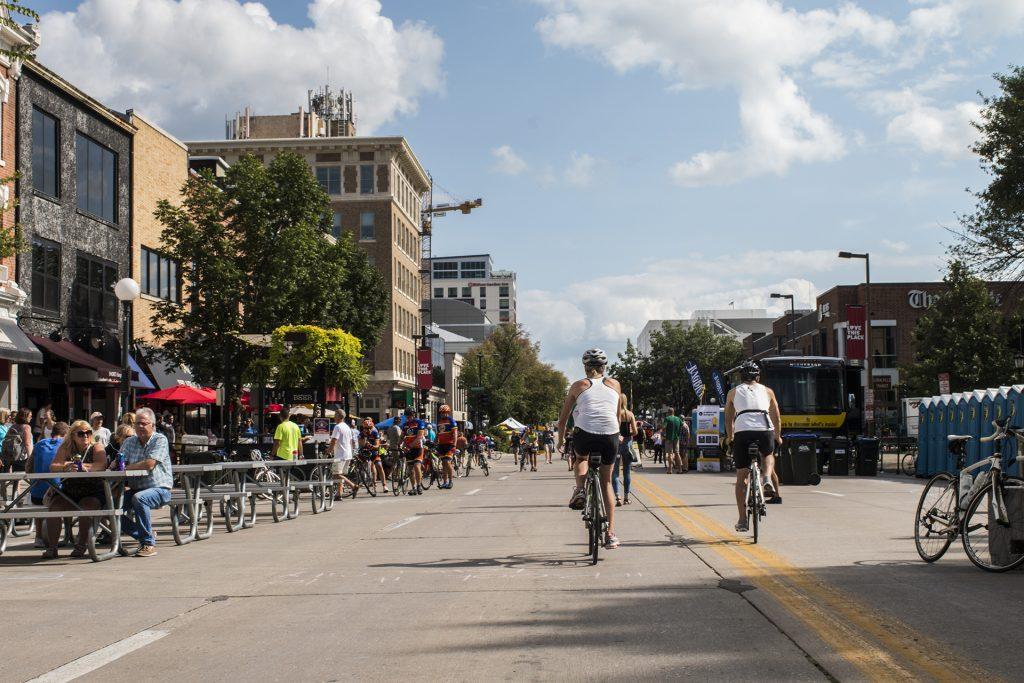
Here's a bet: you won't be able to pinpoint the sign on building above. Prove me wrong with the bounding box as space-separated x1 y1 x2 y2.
845 304 866 360
938 373 951 394
417 348 433 391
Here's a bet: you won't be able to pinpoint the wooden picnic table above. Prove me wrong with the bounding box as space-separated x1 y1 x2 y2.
251 458 337 521
0 469 151 561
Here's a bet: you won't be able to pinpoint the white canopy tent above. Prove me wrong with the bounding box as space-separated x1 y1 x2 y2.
499 417 528 432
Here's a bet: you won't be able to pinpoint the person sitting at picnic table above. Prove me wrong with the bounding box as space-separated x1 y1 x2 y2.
120 407 173 558
105 424 134 461
28 421 68 548
42 419 107 559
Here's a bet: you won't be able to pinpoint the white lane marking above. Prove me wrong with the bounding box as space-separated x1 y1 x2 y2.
381 516 420 532
499 476 509 481
27 629 169 683
465 488 482 496
812 490 845 497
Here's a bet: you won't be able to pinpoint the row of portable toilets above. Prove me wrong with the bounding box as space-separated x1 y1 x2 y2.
917 385 1024 477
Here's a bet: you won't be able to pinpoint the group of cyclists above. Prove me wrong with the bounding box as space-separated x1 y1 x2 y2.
509 426 557 470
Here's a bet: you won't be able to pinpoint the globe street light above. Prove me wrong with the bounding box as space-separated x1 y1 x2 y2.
114 277 140 419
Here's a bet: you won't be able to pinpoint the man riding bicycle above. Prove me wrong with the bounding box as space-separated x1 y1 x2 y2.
357 418 389 494
400 407 427 495
724 360 782 532
557 348 625 550
435 404 458 489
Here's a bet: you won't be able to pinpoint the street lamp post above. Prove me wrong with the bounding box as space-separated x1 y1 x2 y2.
839 251 871 434
113 278 140 420
770 293 795 349
1014 352 1024 382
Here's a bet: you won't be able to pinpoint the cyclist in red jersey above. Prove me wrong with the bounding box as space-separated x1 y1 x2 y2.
401 407 427 495
435 404 458 489
357 418 388 493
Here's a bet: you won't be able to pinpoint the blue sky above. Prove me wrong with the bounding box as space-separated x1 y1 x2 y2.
28 0 1024 376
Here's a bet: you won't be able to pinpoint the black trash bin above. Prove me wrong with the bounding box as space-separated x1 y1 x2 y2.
780 433 819 485
827 437 851 476
856 437 879 476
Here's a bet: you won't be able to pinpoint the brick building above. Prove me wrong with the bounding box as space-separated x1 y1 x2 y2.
186 88 431 419
16 61 135 421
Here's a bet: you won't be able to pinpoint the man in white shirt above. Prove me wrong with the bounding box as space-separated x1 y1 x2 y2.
90 412 111 447
327 409 356 500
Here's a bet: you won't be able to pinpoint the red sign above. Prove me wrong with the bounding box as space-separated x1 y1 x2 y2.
938 373 950 394
845 304 866 361
417 348 433 390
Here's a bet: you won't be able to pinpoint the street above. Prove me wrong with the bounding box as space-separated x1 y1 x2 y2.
2 456 1019 682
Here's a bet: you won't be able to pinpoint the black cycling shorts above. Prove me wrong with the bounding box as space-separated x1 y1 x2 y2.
436 443 454 457
732 430 775 470
572 428 617 466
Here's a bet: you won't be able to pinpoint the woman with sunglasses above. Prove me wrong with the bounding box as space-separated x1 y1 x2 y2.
42 419 108 559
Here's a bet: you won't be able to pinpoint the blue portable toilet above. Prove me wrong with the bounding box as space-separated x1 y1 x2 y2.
1000 386 1019 475
917 397 931 476
966 390 986 465
979 389 999 463
927 395 943 475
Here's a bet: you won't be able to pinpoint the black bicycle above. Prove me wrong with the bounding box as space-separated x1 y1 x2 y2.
581 454 608 565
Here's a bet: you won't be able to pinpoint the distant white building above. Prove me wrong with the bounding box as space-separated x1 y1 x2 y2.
425 254 516 325
636 309 776 355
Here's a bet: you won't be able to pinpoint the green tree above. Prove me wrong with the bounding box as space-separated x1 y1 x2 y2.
609 339 651 411
0 2 39 62
902 261 1016 395
642 323 743 414
263 324 367 392
953 65 1024 280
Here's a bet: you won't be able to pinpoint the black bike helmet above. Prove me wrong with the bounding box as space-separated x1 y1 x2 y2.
582 348 608 367
739 360 760 381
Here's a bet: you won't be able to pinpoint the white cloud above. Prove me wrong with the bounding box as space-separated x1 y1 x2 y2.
882 239 910 254
37 0 445 139
491 145 528 175
909 0 1024 39
872 88 981 157
564 152 596 188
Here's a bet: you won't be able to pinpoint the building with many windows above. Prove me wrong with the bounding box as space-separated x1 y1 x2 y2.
425 254 517 325
186 88 431 415
636 310 775 356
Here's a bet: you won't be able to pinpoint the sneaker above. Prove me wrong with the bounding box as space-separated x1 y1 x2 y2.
604 534 620 549
763 480 776 499
70 547 87 558
768 495 782 504
568 488 586 510
135 545 158 558
41 548 58 560
735 521 749 532
33 538 46 549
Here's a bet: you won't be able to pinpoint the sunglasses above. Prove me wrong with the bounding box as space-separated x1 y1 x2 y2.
75 430 93 437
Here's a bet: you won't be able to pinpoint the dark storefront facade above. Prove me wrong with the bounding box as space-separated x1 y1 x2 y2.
15 61 134 421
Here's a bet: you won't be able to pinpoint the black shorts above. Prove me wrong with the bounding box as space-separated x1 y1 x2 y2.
732 431 775 470
572 428 617 466
436 443 454 457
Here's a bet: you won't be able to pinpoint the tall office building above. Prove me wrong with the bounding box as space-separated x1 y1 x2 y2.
186 87 431 419
424 254 517 325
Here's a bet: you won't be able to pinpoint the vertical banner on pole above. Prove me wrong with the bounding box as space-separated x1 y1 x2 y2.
845 304 866 361
710 370 727 405
417 349 433 391
684 361 705 400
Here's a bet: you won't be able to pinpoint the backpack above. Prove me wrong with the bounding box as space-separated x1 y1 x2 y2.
1 427 26 465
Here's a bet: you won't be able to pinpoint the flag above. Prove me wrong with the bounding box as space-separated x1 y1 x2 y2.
710 369 727 405
684 361 705 400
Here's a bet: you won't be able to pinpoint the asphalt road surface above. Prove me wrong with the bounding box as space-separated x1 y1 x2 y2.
2 455 1021 682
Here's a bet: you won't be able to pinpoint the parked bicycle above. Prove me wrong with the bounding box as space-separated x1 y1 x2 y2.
914 419 1024 572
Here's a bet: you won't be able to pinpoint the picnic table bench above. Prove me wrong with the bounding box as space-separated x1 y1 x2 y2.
246 458 337 522
0 470 151 561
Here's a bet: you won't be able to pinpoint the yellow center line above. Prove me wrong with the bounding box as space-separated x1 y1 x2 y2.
632 475 991 682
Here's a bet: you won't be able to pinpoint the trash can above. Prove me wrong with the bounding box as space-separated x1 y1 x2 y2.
780 433 819 485
856 437 880 476
827 437 851 476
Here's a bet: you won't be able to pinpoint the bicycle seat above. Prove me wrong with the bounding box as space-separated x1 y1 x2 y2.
947 435 972 442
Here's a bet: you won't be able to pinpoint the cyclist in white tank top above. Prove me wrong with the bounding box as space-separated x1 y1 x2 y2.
725 361 783 532
556 348 624 549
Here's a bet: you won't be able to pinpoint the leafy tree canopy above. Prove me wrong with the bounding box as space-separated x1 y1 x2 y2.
261 324 367 392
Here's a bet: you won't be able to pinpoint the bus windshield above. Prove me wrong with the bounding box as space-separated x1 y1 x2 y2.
762 366 844 415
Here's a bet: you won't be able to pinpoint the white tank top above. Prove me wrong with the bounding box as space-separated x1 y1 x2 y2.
733 382 774 432
572 376 619 435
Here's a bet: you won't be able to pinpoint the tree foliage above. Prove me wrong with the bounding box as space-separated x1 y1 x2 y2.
459 325 568 426
0 2 39 62
610 323 743 414
953 65 1024 280
262 325 367 392
151 152 387 403
902 261 1017 395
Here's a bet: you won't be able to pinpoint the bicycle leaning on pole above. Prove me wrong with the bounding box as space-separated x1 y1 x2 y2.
914 418 1024 572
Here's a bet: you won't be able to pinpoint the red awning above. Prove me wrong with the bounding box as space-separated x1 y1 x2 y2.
139 385 217 405
28 334 123 384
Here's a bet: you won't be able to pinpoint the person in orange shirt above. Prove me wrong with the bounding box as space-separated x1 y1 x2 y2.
435 404 458 490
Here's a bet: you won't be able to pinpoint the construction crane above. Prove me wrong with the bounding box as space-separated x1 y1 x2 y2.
415 176 482 416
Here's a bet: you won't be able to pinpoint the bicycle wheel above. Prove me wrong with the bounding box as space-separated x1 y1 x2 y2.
961 476 1024 572
902 453 917 477
914 472 957 562
590 477 602 565
490 451 502 461
310 467 326 513
420 463 434 490
363 462 377 497
482 459 490 477
390 462 403 496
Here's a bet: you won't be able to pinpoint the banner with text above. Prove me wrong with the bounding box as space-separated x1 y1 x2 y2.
845 304 866 361
417 349 433 391
684 361 705 400
710 369 727 405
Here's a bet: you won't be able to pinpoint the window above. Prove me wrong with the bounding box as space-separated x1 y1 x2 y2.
479 287 486 297
360 164 374 194
499 299 509 310
331 211 342 239
432 262 458 279
499 285 509 297
434 287 443 298
75 133 116 222
359 211 374 240
73 252 117 326
141 246 181 303
316 166 340 195
480 300 487 310
499 311 510 323
871 326 897 369
461 287 470 298
32 108 59 197
31 238 60 312
448 287 457 298
461 261 486 278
